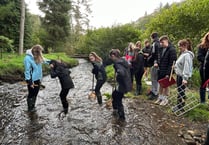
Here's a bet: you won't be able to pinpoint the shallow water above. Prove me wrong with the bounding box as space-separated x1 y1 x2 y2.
0 59 185 145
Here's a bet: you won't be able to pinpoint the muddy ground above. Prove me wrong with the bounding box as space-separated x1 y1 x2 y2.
0 59 208 145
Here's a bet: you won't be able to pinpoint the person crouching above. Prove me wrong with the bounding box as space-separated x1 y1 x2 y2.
49 60 74 114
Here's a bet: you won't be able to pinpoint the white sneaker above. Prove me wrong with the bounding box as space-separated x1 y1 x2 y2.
155 95 163 104
160 96 168 106
162 98 168 106
154 98 162 104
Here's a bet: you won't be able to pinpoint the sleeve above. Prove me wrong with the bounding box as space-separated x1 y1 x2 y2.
43 57 51 64
138 53 145 70
114 64 125 80
197 47 205 63
154 42 161 64
182 54 193 81
50 68 58 78
24 57 32 85
92 63 99 74
167 48 177 76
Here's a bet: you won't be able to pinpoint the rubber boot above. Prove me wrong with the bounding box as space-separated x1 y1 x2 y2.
135 85 139 96
112 109 118 117
27 97 33 111
138 85 142 95
97 95 102 105
63 108 68 114
118 106 125 121
200 88 206 103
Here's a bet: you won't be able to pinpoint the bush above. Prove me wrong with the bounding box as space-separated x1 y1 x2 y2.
0 53 78 82
189 68 201 88
0 35 14 55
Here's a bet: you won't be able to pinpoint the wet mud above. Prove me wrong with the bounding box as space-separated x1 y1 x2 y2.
0 59 207 145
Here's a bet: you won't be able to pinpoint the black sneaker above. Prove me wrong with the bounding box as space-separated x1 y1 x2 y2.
148 93 158 100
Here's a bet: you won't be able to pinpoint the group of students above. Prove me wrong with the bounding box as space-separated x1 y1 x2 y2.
23 45 131 121
23 31 209 122
122 31 209 111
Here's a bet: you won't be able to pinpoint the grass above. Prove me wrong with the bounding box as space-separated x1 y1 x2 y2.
105 64 209 122
0 52 78 82
185 104 209 121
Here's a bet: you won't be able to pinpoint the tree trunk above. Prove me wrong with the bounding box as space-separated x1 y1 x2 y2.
19 0 25 55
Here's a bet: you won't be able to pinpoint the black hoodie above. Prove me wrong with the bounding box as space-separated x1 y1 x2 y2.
113 58 132 93
50 60 74 89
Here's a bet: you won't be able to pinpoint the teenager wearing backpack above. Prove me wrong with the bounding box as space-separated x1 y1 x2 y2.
197 32 209 103
109 49 132 121
89 52 107 105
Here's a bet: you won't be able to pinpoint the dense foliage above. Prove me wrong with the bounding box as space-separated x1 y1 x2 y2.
0 0 32 51
142 0 209 46
76 24 142 60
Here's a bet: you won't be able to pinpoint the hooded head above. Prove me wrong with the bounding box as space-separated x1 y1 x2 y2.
26 45 44 64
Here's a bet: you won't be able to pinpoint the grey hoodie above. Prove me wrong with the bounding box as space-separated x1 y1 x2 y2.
174 50 194 81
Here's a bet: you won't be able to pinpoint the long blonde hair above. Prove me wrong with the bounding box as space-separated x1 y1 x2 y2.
31 44 44 64
89 52 102 62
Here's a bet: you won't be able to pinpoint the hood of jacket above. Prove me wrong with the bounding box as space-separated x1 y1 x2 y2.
26 49 33 57
115 58 129 69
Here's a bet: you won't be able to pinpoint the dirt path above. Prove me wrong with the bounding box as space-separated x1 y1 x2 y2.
0 59 207 145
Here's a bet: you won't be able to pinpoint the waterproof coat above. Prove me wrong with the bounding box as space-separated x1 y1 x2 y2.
131 51 144 73
113 58 132 93
147 38 161 66
92 61 107 81
24 49 43 85
199 48 209 81
158 44 177 77
50 61 74 89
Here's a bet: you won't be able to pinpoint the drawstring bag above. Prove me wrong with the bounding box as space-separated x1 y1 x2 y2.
158 61 176 88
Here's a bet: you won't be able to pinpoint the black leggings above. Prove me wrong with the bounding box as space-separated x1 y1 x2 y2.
177 76 186 108
27 80 40 110
135 69 144 86
112 90 125 118
95 80 105 97
60 88 70 109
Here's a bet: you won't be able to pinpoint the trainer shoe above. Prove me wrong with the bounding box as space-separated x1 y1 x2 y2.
160 97 168 106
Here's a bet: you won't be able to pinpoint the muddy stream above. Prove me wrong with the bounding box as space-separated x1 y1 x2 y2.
0 59 199 145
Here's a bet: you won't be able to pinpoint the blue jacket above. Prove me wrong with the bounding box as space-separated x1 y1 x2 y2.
24 49 43 84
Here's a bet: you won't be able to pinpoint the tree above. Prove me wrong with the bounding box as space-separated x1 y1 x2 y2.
76 24 142 60
38 0 72 51
19 0 25 55
0 0 32 51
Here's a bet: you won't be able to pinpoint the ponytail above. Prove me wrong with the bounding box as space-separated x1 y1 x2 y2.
178 39 193 52
186 38 193 52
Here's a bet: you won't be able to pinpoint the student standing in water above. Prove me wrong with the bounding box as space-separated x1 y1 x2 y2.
49 60 74 114
89 52 107 105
